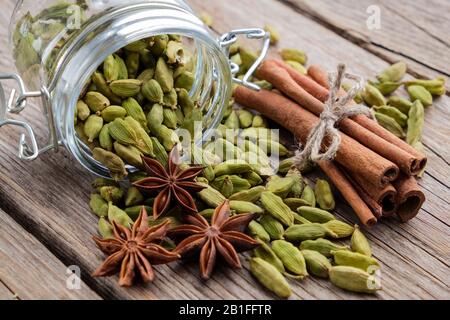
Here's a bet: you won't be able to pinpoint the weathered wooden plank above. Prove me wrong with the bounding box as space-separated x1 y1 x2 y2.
280 0 450 90
189 0 450 299
0 281 17 300
0 208 101 300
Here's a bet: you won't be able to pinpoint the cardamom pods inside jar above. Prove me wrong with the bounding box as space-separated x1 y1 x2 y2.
1 0 269 179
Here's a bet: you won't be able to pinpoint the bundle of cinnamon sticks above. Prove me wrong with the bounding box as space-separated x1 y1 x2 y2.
235 59 426 226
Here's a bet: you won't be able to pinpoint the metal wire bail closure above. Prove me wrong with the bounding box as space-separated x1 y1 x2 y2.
219 28 271 91
0 73 58 161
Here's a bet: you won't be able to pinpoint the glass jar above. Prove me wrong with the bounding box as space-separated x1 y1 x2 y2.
0 0 269 178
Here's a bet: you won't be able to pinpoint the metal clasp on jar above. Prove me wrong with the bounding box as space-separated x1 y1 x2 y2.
218 28 270 91
0 73 58 160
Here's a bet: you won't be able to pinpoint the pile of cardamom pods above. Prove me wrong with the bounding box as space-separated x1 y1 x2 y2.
75 34 197 180
346 62 446 177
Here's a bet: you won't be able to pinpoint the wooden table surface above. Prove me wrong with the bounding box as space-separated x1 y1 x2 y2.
0 0 449 300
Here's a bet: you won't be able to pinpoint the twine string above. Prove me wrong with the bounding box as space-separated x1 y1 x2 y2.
294 64 372 169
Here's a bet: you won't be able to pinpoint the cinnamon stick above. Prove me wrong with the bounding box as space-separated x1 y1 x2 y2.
317 160 377 226
257 60 423 176
307 64 427 174
392 174 425 222
234 86 398 189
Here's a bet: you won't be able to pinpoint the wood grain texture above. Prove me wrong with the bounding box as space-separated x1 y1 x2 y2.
280 0 450 91
0 208 101 300
0 0 448 300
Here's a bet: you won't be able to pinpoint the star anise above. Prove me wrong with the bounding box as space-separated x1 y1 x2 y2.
92 207 180 286
133 147 205 219
168 200 260 280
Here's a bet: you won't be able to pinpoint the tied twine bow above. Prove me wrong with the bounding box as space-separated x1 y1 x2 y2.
294 64 372 169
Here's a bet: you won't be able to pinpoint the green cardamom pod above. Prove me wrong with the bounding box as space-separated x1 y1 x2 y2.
125 205 153 221
163 108 178 129
229 186 265 203
99 185 124 203
374 112 405 138
229 201 264 214
107 202 133 229
158 125 179 151
165 41 185 64
108 118 139 145
213 161 252 176
128 171 148 183
300 238 349 257
110 79 142 98
260 215 285 240
85 92 110 112
101 105 127 122
284 223 337 242
103 54 119 83
89 194 108 217
272 240 308 278
351 225 372 257
84 115 103 142
177 88 195 117
301 185 316 207
260 191 294 226
241 171 263 186
99 123 113 151
91 71 122 105
197 184 226 208
91 178 118 190
301 249 331 278
220 176 234 198
323 220 355 238
137 68 155 83
258 139 289 157
252 114 268 128
224 110 240 129
407 85 433 107
125 52 140 79
150 137 169 168
122 98 148 130
387 96 413 115
280 48 307 65
248 220 270 242
114 54 128 80
342 83 363 104
329 266 380 294
331 250 380 272
254 241 285 273
212 175 251 193
285 60 307 74
163 88 178 109
249 257 292 299
373 105 408 127
314 179 335 210
377 61 407 83
266 176 295 199
113 142 143 168
147 103 164 134
283 198 311 211
264 24 280 45
124 186 144 207
406 100 425 146
369 81 402 95
125 40 148 52
155 57 174 93
150 34 169 56
76 100 91 121
404 77 446 96
286 167 304 198
98 217 114 239
292 212 312 225
202 165 215 182
238 109 254 128
297 206 335 223
239 47 257 74
198 208 215 219
277 157 294 174
362 84 386 107
124 117 154 156
142 79 164 104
